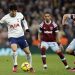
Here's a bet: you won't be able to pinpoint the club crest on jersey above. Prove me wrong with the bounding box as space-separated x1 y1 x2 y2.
44 27 46 29
50 27 53 30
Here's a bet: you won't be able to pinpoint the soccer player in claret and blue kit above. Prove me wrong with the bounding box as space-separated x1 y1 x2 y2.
38 12 72 70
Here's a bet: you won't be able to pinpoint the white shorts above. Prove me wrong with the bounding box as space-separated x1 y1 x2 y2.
40 41 60 52
66 39 75 51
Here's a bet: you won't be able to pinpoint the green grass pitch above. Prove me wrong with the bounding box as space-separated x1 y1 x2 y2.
0 54 75 75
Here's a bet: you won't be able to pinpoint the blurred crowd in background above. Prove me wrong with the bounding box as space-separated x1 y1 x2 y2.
0 0 75 48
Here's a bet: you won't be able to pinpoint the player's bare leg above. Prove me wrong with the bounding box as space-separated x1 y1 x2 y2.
40 47 47 70
55 50 71 70
11 44 18 72
23 47 35 72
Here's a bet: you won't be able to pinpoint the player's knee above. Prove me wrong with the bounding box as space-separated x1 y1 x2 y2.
41 47 46 51
23 47 31 54
25 50 31 54
66 49 73 54
40 47 46 55
12 48 17 52
11 44 17 52
56 50 61 54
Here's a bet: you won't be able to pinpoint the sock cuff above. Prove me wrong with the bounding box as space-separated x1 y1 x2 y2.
65 65 69 69
13 51 17 53
29 53 31 56
13 51 17 55
61 58 66 61
43 64 47 67
41 55 46 57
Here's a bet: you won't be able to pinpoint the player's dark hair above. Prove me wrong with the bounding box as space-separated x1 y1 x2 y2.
44 11 51 15
44 11 50 14
44 11 53 19
44 11 52 17
9 4 17 10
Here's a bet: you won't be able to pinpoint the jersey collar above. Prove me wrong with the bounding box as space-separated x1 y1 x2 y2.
44 20 51 25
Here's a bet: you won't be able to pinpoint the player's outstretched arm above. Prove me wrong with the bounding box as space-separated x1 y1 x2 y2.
21 17 29 30
56 31 60 44
56 31 64 50
38 25 43 42
38 32 41 48
38 32 41 42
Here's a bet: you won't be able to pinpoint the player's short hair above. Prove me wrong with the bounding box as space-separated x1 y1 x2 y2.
9 4 17 10
44 11 52 16
44 11 50 14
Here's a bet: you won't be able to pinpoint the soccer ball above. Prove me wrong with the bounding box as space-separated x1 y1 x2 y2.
21 62 31 72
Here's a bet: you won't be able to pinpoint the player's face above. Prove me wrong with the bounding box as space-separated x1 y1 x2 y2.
44 13 52 23
9 10 17 17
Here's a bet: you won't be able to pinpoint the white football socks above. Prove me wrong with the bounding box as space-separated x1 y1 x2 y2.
26 53 32 67
12 52 18 66
43 64 47 68
65 65 69 69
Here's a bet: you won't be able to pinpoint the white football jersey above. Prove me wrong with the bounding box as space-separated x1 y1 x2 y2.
0 12 28 38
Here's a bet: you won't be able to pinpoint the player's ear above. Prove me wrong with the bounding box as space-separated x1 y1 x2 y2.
41 13 45 20
43 16 45 20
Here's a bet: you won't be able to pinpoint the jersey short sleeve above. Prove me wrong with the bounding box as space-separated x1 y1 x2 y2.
19 13 28 30
52 21 59 32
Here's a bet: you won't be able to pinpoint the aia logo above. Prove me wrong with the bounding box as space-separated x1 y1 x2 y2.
10 24 19 29
50 27 53 30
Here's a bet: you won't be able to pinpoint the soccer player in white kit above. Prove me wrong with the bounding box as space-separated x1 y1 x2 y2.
62 14 75 59
0 4 34 72
62 14 75 71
